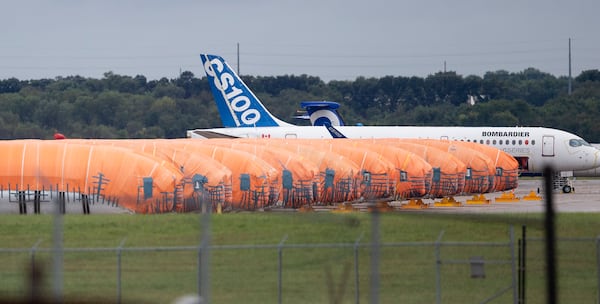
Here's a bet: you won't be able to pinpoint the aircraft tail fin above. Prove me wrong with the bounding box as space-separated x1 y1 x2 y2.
300 101 345 126
200 54 293 128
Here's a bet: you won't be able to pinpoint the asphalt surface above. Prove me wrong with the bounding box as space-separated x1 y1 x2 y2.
416 178 600 213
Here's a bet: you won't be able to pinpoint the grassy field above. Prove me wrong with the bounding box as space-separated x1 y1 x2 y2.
0 212 599 303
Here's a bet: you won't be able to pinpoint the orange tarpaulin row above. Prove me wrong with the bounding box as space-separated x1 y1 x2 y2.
253 139 433 199
398 139 519 192
0 140 183 213
0 138 518 213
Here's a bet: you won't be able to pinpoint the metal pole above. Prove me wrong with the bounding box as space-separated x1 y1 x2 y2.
29 239 43 301
29 239 42 275
568 38 572 95
596 236 600 304
199 198 212 303
435 230 445 304
543 167 557 304
52 195 64 303
509 226 518 304
521 225 527 304
518 239 523 304
197 248 201 298
116 239 126 304
354 232 364 304
369 210 381 304
278 235 288 304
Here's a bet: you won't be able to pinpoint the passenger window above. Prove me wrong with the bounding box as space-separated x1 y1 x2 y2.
512 140 516 145
531 140 535 145
480 140 484 144
518 140 522 145
493 140 497 145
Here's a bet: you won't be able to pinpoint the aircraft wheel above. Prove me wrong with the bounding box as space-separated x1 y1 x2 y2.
562 185 572 193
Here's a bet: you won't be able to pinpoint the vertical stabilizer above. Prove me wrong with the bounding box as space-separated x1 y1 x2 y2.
200 54 293 127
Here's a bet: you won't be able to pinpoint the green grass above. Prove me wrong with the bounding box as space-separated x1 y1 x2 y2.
0 212 599 303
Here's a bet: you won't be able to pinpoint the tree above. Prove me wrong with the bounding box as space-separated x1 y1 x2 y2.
576 69 600 83
0 78 23 93
175 71 201 98
424 71 465 105
1 66 597 140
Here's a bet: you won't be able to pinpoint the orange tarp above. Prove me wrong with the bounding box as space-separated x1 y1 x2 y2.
358 139 464 198
67 139 235 208
327 139 433 199
400 139 496 194
450 141 519 191
199 140 319 207
203 140 318 184
0 137 519 213
0 140 183 212
236 139 362 203
170 140 280 209
302 140 396 199
231 138 433 200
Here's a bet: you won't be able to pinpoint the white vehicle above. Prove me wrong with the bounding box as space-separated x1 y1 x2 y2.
188 54 600 192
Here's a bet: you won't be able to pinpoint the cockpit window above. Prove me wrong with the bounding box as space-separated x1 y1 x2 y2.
569 139 592 147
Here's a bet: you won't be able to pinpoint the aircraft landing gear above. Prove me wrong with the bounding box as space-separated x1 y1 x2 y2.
553 172 574 193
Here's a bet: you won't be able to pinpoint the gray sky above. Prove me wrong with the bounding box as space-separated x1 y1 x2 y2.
1 0 599 82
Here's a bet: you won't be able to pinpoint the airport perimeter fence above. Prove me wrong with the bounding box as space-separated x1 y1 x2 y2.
1 229 600 303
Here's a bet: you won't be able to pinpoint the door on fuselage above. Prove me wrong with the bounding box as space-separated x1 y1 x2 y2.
515 157 529 171
542 135 555 157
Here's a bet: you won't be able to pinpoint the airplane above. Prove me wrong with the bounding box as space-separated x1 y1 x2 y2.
188 54 600 193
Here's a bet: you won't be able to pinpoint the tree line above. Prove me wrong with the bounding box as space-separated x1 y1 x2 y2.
0 68 599 141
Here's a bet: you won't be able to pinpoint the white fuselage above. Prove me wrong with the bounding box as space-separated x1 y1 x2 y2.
188 126 600 174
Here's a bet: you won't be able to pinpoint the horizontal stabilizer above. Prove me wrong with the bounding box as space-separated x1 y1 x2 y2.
300 101 345 126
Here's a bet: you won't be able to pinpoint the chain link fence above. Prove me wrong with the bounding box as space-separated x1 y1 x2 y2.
1 228 599 303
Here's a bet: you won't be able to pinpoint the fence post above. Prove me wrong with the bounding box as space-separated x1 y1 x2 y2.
278 235 288 304
354 232 364 304
29 239 43 274
52 196 64 303
596 236 600 304
197 244 201 299
116 238 126 304
543 168 557 304
370 210 381 304
198 198 212 303
435 230 445 304
519 225 527 304
29 239 43 301
509 226 518 304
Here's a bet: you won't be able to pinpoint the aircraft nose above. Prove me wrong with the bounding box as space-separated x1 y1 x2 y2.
589 148 600 169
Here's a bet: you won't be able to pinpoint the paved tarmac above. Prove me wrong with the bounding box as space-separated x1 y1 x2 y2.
419 178 600 213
